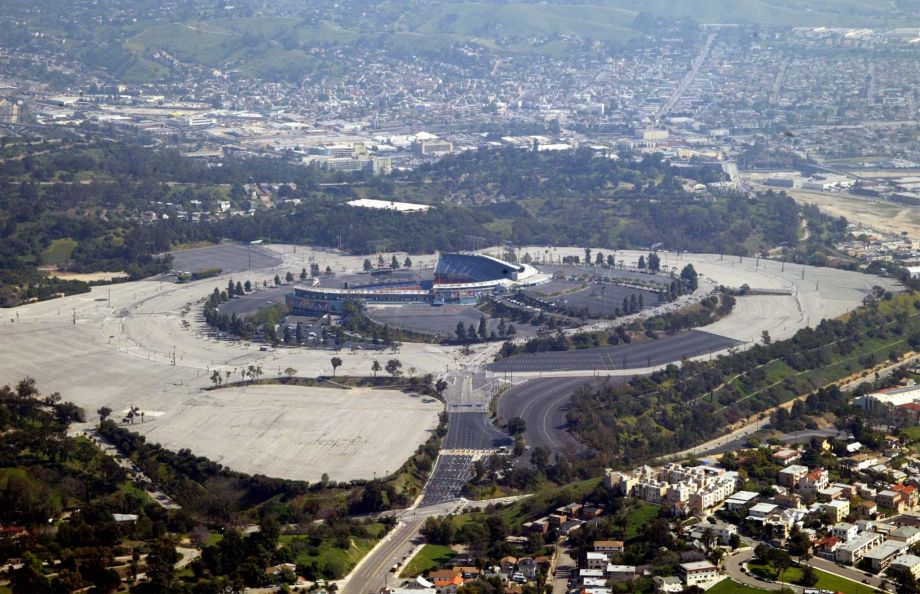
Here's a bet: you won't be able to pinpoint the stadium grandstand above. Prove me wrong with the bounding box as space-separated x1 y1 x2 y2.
286 252 547 315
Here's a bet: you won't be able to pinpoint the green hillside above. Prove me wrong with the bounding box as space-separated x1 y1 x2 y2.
14 0 916 83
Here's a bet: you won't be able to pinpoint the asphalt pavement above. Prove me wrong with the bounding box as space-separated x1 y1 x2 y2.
487 330 741 373
443 412 512 451
167 243 282 275
341 517 426 594
724 548 889 593
419 454 475 507
498 376 619 454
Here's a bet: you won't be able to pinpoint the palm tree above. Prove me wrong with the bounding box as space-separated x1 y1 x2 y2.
371 360 381 377
330 357 342 377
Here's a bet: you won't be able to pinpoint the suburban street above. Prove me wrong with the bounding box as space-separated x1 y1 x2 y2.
724 548 890 593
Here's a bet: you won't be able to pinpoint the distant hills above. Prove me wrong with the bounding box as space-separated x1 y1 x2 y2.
6 0 919 83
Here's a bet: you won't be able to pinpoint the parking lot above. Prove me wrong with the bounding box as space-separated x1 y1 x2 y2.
488 330 741 373
533 282 660 318
368 304 536 339
168 243 282 275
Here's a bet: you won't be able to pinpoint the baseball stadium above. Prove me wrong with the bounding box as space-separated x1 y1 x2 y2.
285 252 548 315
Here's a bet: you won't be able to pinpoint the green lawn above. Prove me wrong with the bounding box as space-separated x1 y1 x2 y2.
400 544 457 577
748 561 877 594
707 578 770 594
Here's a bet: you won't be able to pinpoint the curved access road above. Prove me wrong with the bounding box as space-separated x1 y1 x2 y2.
498 376 627 454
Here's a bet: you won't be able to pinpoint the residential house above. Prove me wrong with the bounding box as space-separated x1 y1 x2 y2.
778 465 809 488
799 468 830 496
585 552 607 570
594 541 624 555
835 531 886 564
678 561 720 587
823 500 851 523
831 523 858 541
891 553 920 579
864 540 909 571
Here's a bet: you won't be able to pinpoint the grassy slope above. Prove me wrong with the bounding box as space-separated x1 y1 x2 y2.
400 544 458 577
280 522 388 574
122 0 918 81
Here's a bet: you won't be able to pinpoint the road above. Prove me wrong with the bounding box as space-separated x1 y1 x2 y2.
342 371 513 593
342 516 427 594
658 32 716 117
498 376 609 454
724 548 889 593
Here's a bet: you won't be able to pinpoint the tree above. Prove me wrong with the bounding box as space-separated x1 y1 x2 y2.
648 252 661 273
435 378 449 397
284 367 297 378
761 330 772 345
799 564 818 587
507 417 526 435
404 256 413 268
244 280 252 292
530 446 550 471
385 359 403 377
681 263 699 291
456 320 467 343
147 537 179 592
478 315 488 340
97 406 112 421
606 254 615 267
274 274 281 286
363 258 373 271
299 268 307 280
390 255 400 269
285 271 294 283
371 360 381 377
638 255 646 269
330 357 342 376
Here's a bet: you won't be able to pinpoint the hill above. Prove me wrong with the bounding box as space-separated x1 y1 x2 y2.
4 1 917 84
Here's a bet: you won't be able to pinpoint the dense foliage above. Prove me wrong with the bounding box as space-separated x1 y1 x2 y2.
0 137 839 307
568 291 919 466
